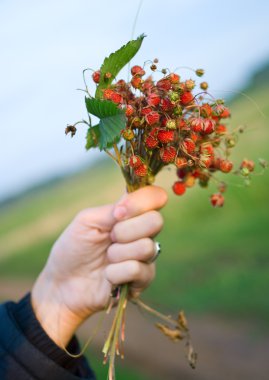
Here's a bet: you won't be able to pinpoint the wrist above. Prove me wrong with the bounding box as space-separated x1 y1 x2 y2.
31 270 84 347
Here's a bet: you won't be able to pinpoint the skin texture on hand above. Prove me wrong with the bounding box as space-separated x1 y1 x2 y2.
31 186 167 347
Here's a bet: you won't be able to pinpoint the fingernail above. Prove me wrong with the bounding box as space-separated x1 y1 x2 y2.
113 205 127 220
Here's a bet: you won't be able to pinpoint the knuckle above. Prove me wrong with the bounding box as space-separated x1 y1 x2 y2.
149 211 164 232
128 261 141 279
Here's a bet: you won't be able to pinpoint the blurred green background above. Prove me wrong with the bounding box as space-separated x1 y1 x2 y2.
0 63 269 380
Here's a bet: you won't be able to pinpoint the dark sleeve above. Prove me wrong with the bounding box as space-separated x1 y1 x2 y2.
0 294 96 380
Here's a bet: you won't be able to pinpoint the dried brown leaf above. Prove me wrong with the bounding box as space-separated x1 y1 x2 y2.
178 310 189 331
155 323 183 342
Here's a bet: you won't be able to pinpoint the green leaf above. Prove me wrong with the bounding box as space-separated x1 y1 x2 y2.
85 125 100 150
99 113 125 150
85 97 126 150
85 97 121 118
95 34 146 98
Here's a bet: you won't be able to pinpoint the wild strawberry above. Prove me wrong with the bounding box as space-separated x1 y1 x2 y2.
172 181 186 195
200 142 214 156
240 159 255 172
147 93 161 107
202 119 215 134
180 91 194 105
121 129 134 140
131 65 145 76
199 154 213 168
125 105 134 117
141 107 153 115
145 111 160 125
103 89 114 100
129 155 142 168
157 78 171 91
131 76 143 89
200 82 208 90
219 159 233 173
169 73 180 84
210 193 225 207
145 135 158 149
157 129 174 143
160 98 174 112
190 133 199 142
177 168 187 179
185 79 195 91
92 70 100 83
175 157 188 169
178 119 189 130
190 117 204 132
215 124 227 134
166 119 177 130
182 138 196 154
116 79 126 89
110 92 123 104
134 164 148 177
160 146 177 163
220 107 230 118
200 104 212 118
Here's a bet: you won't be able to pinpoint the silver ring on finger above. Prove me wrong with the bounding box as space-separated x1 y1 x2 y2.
147 241 161 263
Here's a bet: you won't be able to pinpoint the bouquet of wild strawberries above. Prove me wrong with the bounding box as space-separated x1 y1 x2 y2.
66 34 264 379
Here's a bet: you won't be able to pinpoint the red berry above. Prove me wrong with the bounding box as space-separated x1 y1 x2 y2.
169 73 180 84
134 164 148 177
172 181 186 195
202 119 215 134
145 111 160 125
157 78 171 91
129 155 142 168
125 105 134 117
190 117 204 132
92 70 100 83
219 160 233 173
180 92 194 105
175 157 188 169
131 76 143 89
210 193 225 207
147 93 161 107
131 65 145 76
182 138 196 154
145 135 158 149
240 159 255 172
160 98 174 112
199 154 213 168
141 106 153 115
200 142 214 156
215 124 227 134
160 146 177 163
157 129 174 143
103 89 114 100
200 104 212 118
220 107 230 118
110 92 123 104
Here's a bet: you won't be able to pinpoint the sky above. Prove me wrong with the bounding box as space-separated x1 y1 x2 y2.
1 0 269 200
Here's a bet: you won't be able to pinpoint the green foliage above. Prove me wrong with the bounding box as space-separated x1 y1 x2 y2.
85 98 126 150
95 34 145 98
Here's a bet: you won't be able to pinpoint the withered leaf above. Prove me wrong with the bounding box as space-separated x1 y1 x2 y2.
155 323 183 342
178 310 189 332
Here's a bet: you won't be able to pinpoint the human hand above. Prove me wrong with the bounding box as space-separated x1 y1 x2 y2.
31 186 167 346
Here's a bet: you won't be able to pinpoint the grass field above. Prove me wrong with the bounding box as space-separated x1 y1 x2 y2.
1 76 269 377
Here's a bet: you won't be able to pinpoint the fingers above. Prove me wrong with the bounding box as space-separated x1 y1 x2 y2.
105 260 155 290
113 186 168 221
107 238 156 263
110 210 163 243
